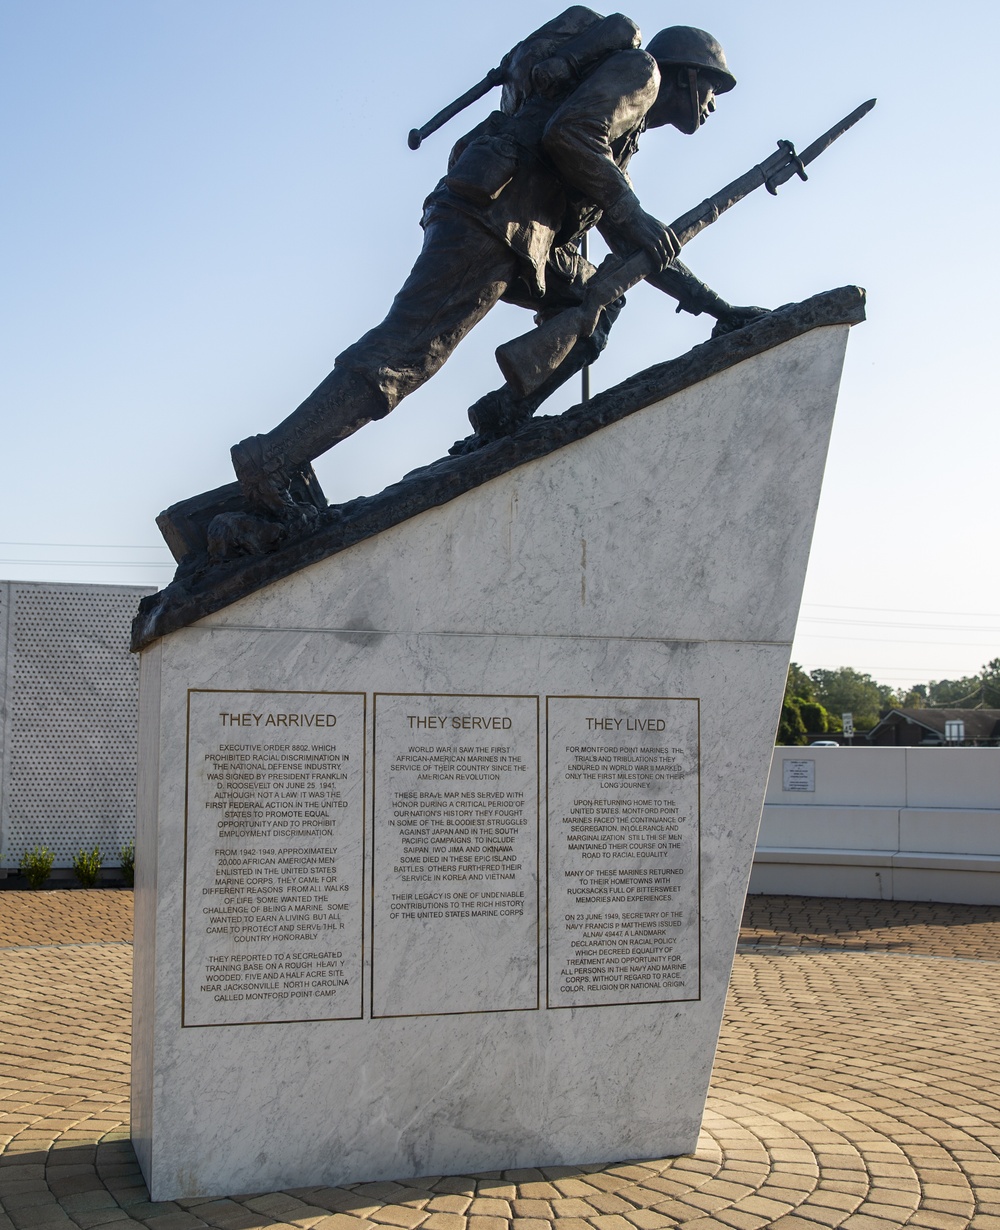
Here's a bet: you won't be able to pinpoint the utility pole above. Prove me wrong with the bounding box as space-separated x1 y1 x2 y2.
581 232 591 405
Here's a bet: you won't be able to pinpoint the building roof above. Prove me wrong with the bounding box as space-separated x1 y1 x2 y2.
870 708 1000 741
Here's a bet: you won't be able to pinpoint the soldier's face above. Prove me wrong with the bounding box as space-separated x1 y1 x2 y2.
694 80 718 126
678 73 717 134
649 69 718 135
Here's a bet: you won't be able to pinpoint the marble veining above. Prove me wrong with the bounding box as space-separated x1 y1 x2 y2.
133 324 851 1198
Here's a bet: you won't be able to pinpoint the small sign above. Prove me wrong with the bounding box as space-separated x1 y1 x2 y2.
842 713 854 737
782 758 815 792
945 720 965 743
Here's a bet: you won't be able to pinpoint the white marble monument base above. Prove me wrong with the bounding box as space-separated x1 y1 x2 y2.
134 322 852 1199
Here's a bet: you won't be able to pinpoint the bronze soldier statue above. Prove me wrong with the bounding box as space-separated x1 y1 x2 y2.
232 8 767 520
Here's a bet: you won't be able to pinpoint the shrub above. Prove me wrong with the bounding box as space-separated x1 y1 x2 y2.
19 846 55 890
797 700 830 735
120 840 135 888
777 698 808 745
72 845 102 889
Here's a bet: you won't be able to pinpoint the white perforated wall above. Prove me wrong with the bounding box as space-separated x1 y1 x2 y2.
0 582 155 868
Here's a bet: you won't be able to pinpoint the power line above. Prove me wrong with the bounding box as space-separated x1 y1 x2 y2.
800 663 985 670
802 673 983 683
799 616 1000 633
797 662 983 670
795 633 999 647
803 602 1000 618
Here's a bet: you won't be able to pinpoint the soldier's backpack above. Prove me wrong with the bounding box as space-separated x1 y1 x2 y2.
443 7 641 206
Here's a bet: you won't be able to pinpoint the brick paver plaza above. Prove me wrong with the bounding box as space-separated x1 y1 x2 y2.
3 892 1000 1230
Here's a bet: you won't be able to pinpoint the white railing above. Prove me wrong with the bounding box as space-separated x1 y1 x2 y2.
752 747 1000 903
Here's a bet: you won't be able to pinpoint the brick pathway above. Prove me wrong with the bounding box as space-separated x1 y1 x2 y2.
740 895 1000 960
2 892 1000 1230
0 891 133 948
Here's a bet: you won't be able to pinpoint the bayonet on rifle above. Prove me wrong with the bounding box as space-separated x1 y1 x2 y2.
496 98 876 398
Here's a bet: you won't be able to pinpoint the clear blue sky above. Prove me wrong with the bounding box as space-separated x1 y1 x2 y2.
2 1 997 690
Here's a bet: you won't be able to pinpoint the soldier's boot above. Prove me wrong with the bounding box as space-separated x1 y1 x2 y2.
232 368 389 516
465 296 626 447
467 385 537 441
461 300 623 449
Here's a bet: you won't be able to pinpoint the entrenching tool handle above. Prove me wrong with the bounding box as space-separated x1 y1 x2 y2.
408 66 504 149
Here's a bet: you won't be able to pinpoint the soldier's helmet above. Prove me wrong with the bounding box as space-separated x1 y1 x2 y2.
645 26 736 93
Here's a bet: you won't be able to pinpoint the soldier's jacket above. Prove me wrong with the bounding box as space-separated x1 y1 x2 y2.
423 7 661 299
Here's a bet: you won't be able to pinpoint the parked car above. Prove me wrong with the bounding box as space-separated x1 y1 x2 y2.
809 740 840 747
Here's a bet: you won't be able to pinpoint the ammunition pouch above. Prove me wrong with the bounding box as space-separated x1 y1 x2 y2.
444 114 520 206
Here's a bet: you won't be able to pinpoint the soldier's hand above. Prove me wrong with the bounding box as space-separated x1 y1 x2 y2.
630 211 681 271
605 194 679 272
710 305 770 337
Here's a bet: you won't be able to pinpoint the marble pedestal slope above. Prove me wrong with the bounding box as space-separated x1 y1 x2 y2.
132 287 864 1200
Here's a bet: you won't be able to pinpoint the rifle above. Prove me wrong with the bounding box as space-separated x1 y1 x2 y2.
495 98 877 399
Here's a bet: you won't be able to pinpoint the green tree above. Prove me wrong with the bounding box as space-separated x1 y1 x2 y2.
810 667 898 731
984 659 1000 706
778 663 838 743
900 684 928 708
785 662 815 703
926 675 979 706
927 659 1000 708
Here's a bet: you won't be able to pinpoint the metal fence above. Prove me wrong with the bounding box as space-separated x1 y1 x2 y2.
0 581 154 870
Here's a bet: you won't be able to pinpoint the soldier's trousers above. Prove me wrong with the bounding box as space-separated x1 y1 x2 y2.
262 207 618 468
